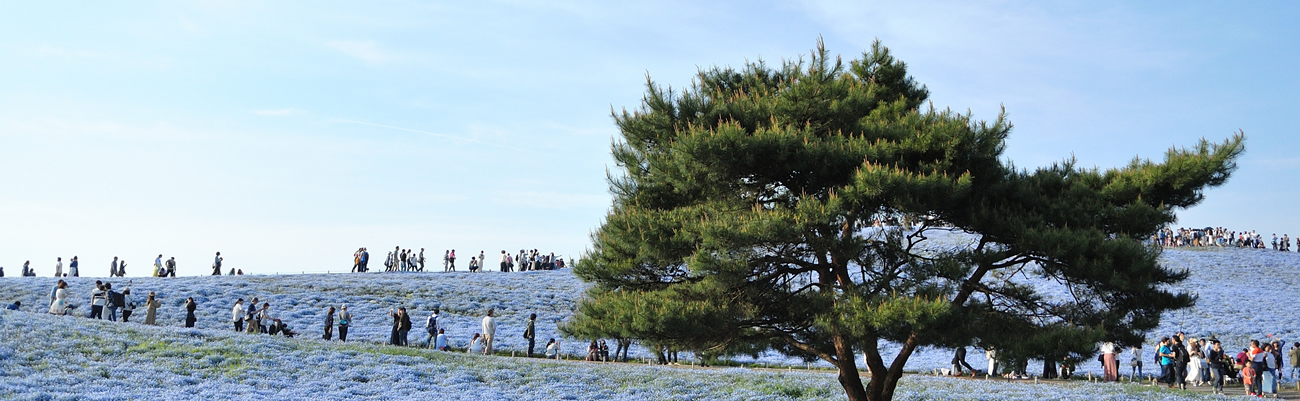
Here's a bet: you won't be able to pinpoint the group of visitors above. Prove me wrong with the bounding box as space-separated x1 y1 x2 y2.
3 257 79 278
41 279 168 326
2 253 239 278
1155 227 1293 250
384 247 424 272
231 297 310 338
351 247 571 274
500 249 566 272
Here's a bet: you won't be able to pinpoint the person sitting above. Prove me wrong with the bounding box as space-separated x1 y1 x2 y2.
268 319 296 338
434 328 449 351
586 340 600 361
5 301 19 311
599 340 610 362
544 339 558 359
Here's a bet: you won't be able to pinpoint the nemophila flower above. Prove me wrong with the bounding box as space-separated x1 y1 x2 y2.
0 254 1280 400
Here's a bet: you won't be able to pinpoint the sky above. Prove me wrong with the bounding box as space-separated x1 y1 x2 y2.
1 1 1297 276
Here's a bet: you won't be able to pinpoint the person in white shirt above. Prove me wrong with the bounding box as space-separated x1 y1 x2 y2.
54 257 63 277
434 328 448 351
481 309 497 355
467 333 482 354
232 299 246 332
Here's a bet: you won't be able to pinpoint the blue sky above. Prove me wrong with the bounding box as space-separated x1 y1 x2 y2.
1 1 1296 275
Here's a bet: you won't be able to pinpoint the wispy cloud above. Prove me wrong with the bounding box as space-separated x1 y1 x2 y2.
327 40 395 63
328 119 534 153
252 108 302 116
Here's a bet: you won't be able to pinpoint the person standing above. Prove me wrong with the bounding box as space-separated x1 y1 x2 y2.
166 257 177 277
1101 341 1118 381
985 348 997 377
212 252 223 276
353 248 363 272
389 307 402 345
1290 342 1300 381
481 309 496 355
359 248 369 272
256 303 271 333
89 281 106 319
524 313 537 357
54 257 62 277
154 255 163 277
1157 337 1175 386
105 283 121 321
448 250 456 271
69 256 78 277
323 306 336 341
232 299 246 332
110 257 119 277
500 250 509 272
121 288 135 322
1130 345 1144 381
338 305 351 341
143 292 160 325
418 248 425 271
184 297 197 328
478 251 485 272
399 307 412 346
424 309 439 348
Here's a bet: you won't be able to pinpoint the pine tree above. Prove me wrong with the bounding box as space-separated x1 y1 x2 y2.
562 39 1245 401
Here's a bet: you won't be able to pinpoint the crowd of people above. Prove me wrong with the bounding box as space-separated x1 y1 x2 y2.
1156 227 1297 251
948 331 1300 397
0 252 242 278
37 279 171 325
350 247 571 274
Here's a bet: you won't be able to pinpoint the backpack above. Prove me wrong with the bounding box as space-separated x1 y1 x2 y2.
108 291 125 308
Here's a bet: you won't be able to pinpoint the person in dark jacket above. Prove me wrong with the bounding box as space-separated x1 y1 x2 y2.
952 346 975 375
1207 340 1226 395
398 307 412 346
524 313 537 357
1172 333 1190 390
184 297 198 328
323 306 335 340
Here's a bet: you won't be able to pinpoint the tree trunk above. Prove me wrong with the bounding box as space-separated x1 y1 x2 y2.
833 333 869 401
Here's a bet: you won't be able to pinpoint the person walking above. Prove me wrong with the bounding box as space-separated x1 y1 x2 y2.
448 250 456 271
418 248 425 271
1158 337 1175 385
256 303 271 333
481 309 496 355
1130 345 1144 381
110 257 119 277
323 306 336 340
184 297 197 328
117 260 126 277
212 252 223 276
54 257 62 277
1208 340 1225 395
338 305 351 341
232 299 246 332
144 292 161 325
524 313 537 357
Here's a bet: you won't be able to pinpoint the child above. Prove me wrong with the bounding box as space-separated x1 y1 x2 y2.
1241 360 1256 396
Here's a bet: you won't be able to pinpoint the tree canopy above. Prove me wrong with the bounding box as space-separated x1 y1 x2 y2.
563 40 1245 401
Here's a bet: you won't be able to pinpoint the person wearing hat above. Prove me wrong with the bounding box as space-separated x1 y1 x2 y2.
338 304 351 341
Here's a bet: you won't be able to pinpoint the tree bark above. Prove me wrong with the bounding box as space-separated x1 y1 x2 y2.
833 332 869 401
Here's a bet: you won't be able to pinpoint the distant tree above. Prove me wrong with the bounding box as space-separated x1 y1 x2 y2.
562 40 1245 401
